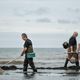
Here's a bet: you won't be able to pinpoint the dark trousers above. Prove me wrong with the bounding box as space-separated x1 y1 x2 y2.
64 54 79 67
23 57 37 72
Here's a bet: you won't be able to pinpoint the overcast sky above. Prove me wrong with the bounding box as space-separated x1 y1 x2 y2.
0 0 80 48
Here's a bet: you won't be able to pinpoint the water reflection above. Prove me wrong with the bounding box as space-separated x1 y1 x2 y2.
22 72 36 80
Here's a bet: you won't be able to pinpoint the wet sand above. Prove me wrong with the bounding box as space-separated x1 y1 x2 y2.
0 68 80 80
0 60 80 80
0 64 80 80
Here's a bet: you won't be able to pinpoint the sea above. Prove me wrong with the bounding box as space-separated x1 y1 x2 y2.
0 48 66 67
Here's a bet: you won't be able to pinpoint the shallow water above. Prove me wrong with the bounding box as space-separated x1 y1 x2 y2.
0 69 80 80
0 48 80 80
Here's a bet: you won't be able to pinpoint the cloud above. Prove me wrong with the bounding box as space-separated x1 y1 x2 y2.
68 8 80 13
34 7 49 15
58 19 79 24
14 7 49 17
36 18 51 23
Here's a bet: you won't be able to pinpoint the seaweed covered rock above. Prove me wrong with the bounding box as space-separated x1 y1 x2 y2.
1 65 17 70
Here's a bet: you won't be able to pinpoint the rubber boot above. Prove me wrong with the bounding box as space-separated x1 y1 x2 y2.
64 58 69 68
76 61 79 67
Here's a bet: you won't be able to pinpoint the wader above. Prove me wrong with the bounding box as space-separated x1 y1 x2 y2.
64 46 79 67
23 46 37 73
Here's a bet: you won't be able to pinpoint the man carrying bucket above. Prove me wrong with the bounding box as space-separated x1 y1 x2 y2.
21 33 37 74
64 32 79 68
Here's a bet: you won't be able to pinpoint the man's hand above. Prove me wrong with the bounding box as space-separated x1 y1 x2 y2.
21 48 27 56
71 50 74 53
21 53 24 56
70 46 74 53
